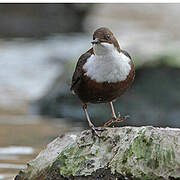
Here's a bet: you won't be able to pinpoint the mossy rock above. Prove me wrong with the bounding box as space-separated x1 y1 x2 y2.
15 126 180 180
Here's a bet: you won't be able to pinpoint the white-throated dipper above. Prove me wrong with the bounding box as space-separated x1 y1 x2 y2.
71 27 135 136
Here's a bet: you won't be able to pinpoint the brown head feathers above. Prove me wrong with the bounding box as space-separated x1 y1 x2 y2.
92 27 120 52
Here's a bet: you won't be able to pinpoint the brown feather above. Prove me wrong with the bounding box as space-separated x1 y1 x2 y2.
70 48 93 93
71 49 135 104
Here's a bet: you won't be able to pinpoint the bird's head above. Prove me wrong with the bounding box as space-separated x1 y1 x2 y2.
91 27 120 56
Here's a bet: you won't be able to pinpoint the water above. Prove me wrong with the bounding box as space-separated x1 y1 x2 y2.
0 34 90 114
0 115 75 180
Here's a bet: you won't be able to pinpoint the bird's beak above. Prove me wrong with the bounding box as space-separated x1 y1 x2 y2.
91 38 101 45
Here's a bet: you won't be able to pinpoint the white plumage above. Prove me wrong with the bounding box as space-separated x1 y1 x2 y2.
83 42 131 83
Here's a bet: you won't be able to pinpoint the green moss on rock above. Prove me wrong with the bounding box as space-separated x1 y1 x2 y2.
15 127 180 180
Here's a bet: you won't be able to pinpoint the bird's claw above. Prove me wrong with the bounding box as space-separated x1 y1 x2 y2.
104 114 130 127
90 126 106 138
94 127 107 131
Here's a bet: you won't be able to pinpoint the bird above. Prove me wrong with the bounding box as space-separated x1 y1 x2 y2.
70 27 135 136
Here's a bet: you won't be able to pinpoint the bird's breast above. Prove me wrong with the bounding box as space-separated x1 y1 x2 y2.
75 60 134 104
83 52 131 83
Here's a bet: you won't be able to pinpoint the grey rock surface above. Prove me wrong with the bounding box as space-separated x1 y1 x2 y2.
15 126 180 180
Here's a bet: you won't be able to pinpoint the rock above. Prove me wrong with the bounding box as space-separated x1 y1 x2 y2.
15 126 180 180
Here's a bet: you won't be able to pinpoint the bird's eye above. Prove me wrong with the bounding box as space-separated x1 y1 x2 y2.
105 34 110 40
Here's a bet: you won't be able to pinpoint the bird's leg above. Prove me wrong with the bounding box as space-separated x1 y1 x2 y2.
109 101 117 119
104 102 129 127
82 103 102 137
104 102 117 127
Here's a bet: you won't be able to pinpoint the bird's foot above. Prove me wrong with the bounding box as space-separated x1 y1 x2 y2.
94 127 107 131
91 126 101 138
90 125 106 138
104 113 129 127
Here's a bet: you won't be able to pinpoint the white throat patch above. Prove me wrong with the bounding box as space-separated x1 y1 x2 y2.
83 44 131 83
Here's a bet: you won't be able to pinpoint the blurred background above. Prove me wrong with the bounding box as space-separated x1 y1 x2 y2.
0 3 180 179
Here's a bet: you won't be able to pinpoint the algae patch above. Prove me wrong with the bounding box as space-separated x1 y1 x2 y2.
56 146 86 176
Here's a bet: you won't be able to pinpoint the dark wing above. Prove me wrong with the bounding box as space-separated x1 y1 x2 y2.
70 48 93 94
121 49 132 59
121 49 135 81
